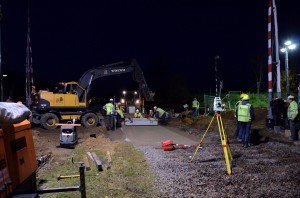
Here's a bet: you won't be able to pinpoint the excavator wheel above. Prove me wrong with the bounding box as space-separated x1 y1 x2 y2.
40 113 59 130
81 113 98 128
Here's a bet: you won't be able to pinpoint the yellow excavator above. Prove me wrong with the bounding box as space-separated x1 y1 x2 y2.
29 59 155 130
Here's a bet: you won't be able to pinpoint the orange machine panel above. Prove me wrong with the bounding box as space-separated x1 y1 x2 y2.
0 128 12 198
1 120 37 191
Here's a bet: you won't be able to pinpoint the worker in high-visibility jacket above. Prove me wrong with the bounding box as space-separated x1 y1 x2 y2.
235 93 246 142
192 98 200 117
237 94 255 148
287 95 299 141
103 98 115 130
115 103 125 127
153 106 169 125
134 109 143 118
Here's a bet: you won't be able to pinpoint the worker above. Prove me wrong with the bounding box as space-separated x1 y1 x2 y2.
149 109 154 118
153 106 169 125
134 109 143 118
235 93 246 142
237 94 255 148
103 98 115 131
286 95 299 141
115 105 125 127
192 98 200 117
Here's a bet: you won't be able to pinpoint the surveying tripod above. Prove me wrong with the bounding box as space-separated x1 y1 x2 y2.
190 111 233 175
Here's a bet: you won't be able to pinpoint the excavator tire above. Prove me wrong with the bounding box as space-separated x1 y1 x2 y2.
40 113 59 130
81 113 98 128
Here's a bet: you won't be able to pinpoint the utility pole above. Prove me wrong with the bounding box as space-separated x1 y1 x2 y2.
214 55 220 97
26 0 34 107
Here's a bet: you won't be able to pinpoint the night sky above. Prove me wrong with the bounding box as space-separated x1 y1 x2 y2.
1 0 300 102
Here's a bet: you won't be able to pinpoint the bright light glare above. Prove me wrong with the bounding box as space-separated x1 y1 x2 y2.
134 91 137 95
123 91 126 95
280 48 286 52
284 41 292 46
135 99 140 104
288 44 296 50
2 74 7 77
121 98 125 103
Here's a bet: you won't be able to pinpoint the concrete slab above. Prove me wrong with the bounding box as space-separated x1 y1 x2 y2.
125 118 158 126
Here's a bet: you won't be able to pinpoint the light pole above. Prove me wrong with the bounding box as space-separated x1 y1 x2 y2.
280 40 296 97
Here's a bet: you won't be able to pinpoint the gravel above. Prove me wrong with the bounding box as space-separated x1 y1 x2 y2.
137 130 300 198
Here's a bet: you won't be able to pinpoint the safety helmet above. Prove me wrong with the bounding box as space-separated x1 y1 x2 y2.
240 93 246 99
287 95 295 100
110 98 113 102
136 109 139 112
153 106 157 110
242 94 250 100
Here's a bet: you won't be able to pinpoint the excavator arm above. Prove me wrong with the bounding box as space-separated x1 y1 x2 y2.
75 59 154 102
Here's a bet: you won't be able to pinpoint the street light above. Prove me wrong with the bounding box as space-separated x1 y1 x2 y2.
280 40 296 97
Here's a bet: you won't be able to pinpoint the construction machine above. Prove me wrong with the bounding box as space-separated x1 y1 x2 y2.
30 59 155 130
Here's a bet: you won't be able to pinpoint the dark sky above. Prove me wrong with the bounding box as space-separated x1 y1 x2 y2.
1 0 300 100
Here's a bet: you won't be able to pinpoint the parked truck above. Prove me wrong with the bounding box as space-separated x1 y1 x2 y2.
29 59 154 130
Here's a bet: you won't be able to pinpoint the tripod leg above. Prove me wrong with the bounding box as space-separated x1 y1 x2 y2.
190 114 215 162
217 116 233 161
217 115 233 175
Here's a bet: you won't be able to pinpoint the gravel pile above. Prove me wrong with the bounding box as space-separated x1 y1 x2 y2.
138 130 300 198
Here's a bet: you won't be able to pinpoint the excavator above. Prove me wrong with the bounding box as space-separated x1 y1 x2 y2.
30 59 155 130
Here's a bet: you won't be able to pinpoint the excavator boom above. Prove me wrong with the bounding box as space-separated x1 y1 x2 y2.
76 59 154 102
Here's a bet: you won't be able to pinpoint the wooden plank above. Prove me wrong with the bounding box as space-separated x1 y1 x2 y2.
86 152 94 162
83 155 91 171
91 152 103 171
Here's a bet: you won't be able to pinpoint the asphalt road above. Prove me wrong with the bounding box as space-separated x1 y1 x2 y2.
107 124 200 149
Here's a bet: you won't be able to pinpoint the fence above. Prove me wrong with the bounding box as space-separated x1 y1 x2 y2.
203 91 242 115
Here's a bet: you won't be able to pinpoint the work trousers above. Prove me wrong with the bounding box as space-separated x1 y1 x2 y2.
289 119 298 141
235 120 242 139
192 107 199 117
107 114 115 130
240 121 251 145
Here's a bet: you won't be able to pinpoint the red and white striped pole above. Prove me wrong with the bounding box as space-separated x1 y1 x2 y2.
267 0 273 122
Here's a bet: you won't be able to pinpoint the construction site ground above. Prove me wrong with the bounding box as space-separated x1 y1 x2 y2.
33 107 300 197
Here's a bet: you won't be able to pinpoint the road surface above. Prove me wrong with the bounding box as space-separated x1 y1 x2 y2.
107 125 200 148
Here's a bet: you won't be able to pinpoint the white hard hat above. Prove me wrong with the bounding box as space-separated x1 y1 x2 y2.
153 106 157 110
110 98 113 101
136 109 139 112
287 95 294 100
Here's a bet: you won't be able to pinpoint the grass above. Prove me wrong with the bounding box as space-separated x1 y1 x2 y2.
36 141 157 198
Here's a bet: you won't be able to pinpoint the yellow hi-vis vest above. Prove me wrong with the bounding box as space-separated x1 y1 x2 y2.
156 108 165 118
105 103 114 115
192 100 199 109
238 104 251 122
288 101 298 120
116 109 124 118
